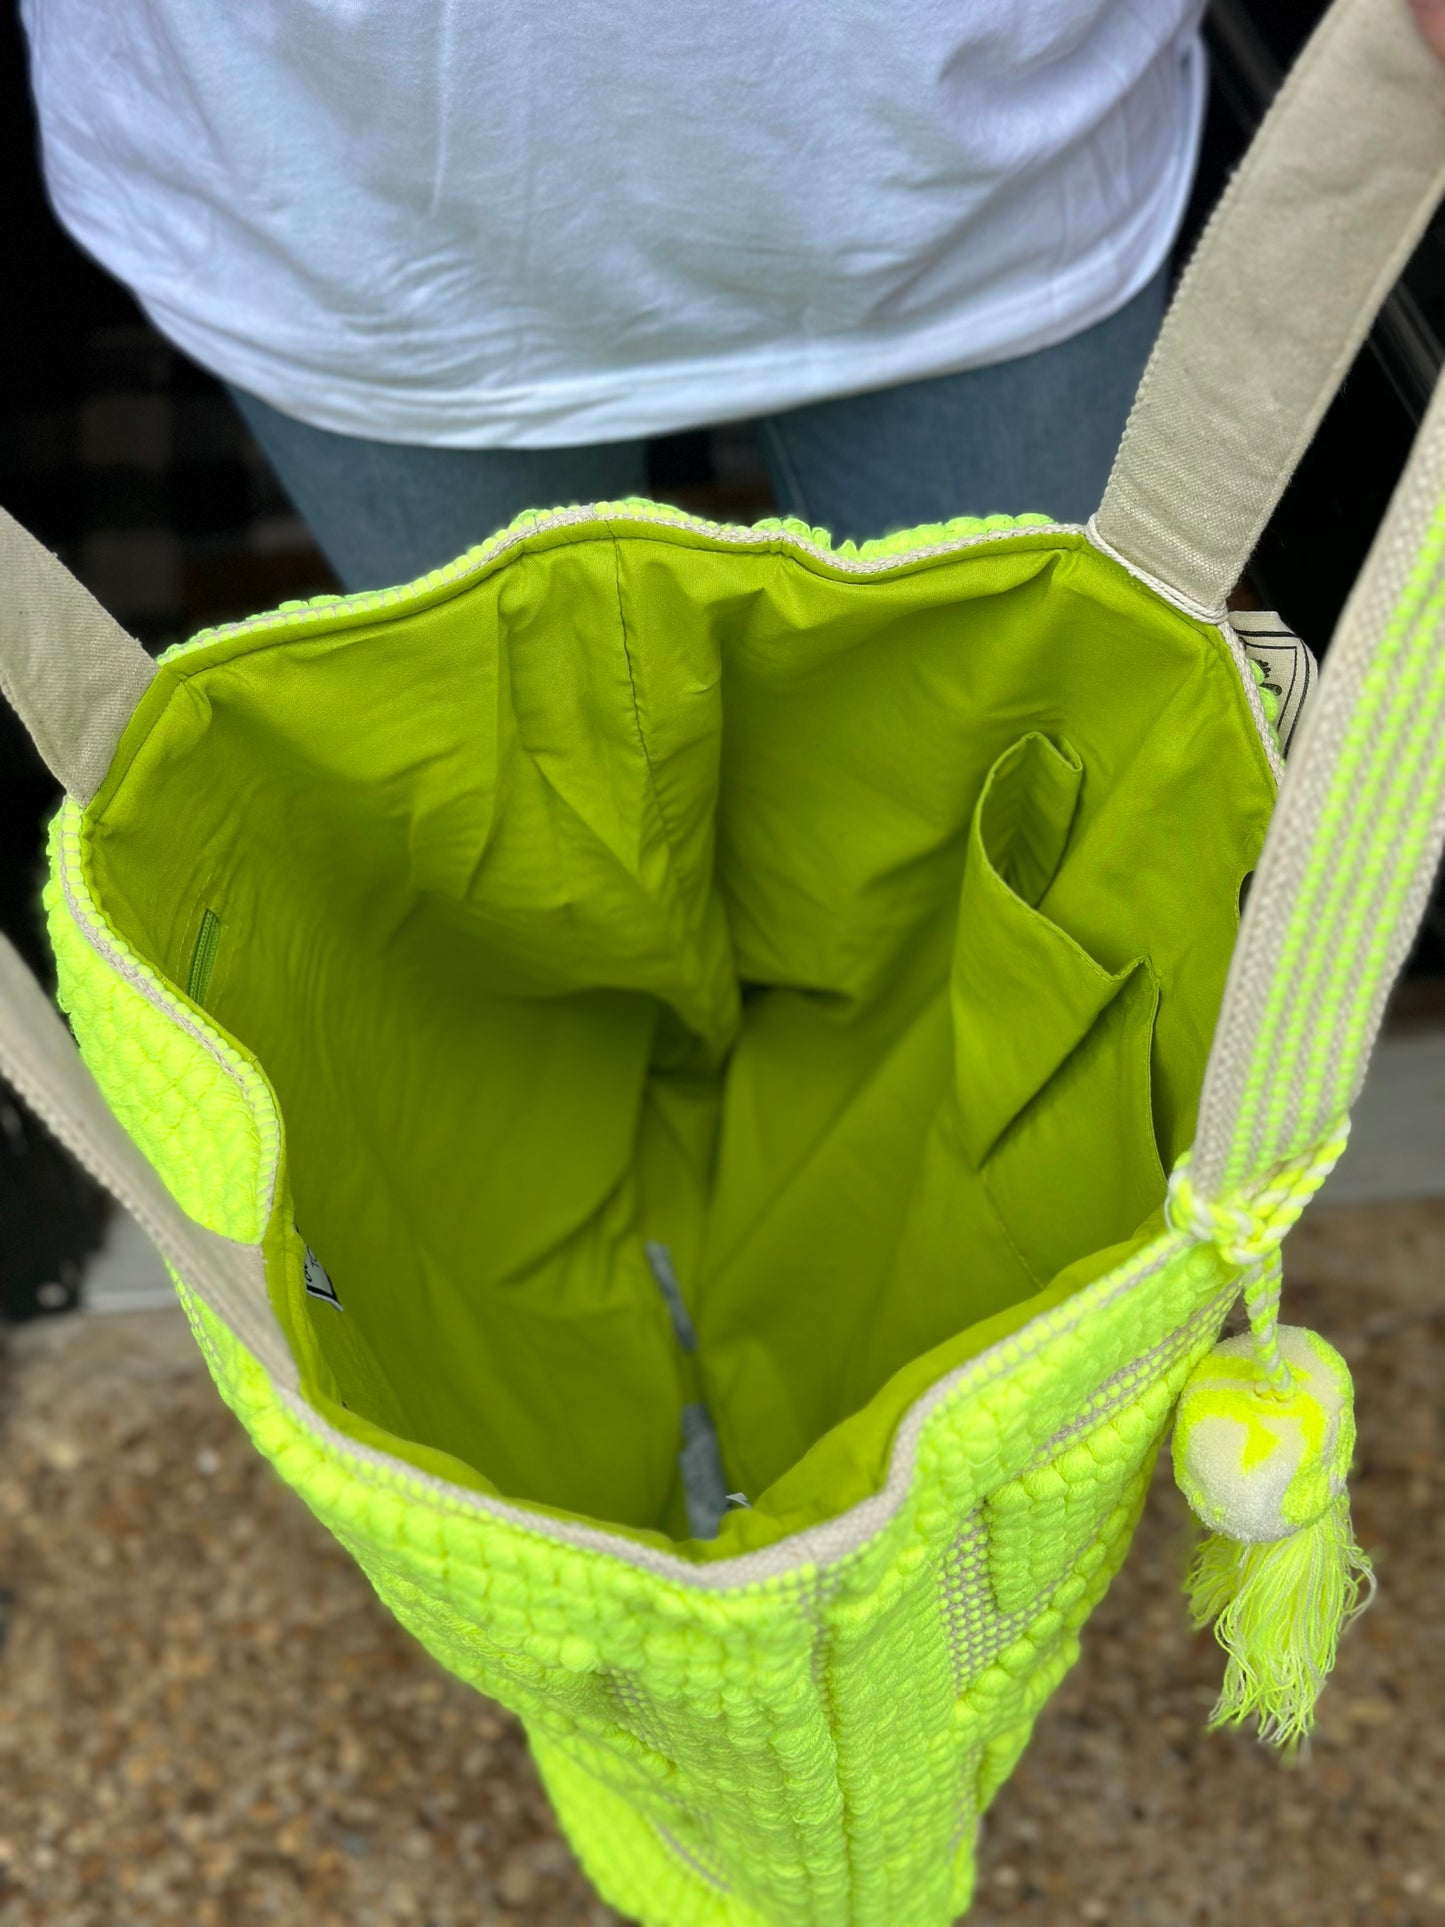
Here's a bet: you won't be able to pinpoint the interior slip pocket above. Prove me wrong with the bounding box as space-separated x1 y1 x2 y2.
953 732 1164 1284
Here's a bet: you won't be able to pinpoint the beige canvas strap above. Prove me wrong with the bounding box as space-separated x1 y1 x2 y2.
1192 362 1445 1200
1123 0 1445 1209
0 507 156 807
1093 0 1445 617
0 930 293 1379
0 510 285 1372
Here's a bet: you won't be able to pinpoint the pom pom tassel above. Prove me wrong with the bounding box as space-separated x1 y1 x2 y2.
1184 1491 1374 1746
1173 1323 1374 1748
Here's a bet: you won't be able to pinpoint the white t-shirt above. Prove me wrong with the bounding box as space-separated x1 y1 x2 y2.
22 1 1204 448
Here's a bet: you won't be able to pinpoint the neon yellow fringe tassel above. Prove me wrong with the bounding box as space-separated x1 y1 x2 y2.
1172 1325 1374 1747
1185 1491 1374 1746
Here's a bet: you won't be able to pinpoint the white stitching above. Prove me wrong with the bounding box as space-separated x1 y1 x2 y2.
248 1229 1204 1593
56 805 281 1229
167 508 1075 659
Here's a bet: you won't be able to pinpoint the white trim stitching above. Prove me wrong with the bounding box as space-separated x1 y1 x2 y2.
57 807 280 1231
253 1229 1209 1594
167 507 1074 659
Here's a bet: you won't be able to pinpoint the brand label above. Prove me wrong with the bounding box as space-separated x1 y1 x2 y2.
1231 609 1317 756
301 1241 342 1308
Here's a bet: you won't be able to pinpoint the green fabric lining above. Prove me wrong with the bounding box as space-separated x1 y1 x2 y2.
81 515 1274 1558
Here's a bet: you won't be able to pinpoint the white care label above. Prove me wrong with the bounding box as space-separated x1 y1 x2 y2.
301 1241 342 1309
1231 609 1317 757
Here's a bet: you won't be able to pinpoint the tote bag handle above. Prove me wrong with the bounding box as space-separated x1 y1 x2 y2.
0 507 155 806
1189 357 1445 1204
0 512 291 1378
1092 0 1445 1211
1092 0 1445 619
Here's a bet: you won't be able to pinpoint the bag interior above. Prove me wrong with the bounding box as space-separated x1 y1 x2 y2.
80 515 1276 1559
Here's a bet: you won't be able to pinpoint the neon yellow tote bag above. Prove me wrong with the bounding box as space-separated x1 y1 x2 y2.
2 3 1442 1920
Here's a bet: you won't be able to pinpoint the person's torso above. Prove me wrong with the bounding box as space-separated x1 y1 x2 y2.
22 0 1204 442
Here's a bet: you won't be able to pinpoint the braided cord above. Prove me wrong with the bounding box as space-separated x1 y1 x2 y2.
1241 1252 1291 1397
1166 1123 1351 1396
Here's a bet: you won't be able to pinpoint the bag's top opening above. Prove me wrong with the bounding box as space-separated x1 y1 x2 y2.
66 515 1275 1559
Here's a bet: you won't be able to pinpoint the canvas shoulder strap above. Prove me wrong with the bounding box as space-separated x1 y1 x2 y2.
1092 0 1445 619
0 507 155 806
1190 358 1445 1202
1091 0 1445 1209
0 507 287 1375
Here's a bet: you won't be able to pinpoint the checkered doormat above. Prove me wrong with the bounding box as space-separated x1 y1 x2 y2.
0 319 778 651
0 322 339 649
0 314 345 1318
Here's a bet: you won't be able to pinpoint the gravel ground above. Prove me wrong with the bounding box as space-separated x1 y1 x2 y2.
1 1200 1441 1927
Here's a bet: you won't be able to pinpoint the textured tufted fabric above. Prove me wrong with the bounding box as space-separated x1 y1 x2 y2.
148 1243 1236 1927
45 805 278 1244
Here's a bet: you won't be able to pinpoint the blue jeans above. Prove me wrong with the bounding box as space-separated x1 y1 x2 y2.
230 271 1166 593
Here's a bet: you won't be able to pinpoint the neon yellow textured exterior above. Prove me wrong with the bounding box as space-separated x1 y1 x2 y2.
44 804 278 1243
162 1238 1235 1927
984 1362 1184 1615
